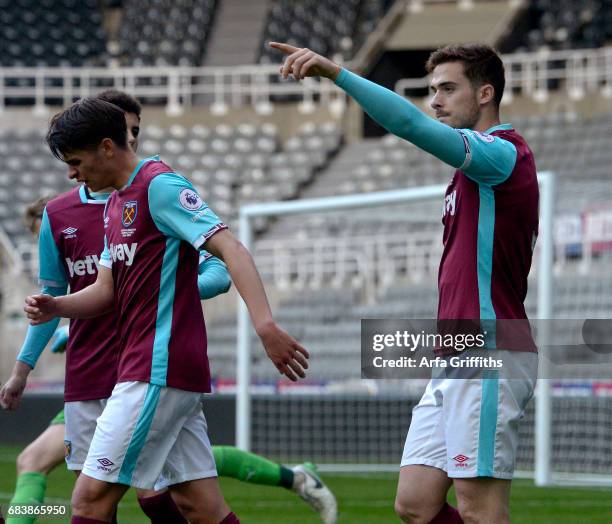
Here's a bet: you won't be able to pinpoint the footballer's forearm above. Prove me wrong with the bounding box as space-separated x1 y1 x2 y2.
11 360 33 379
334 69 467 168
206 233 274 333
56 269 114 319
223 245 274 334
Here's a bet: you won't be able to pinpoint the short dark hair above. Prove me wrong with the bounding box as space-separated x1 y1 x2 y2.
24 195 53 234
426 43 505 107
46 97 128 161
97 89 142 117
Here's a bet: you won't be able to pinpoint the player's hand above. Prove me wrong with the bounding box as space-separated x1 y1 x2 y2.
0 374 27 410
269 42 342 82
24 294 58 325
51 325 69 353
258 321 310 381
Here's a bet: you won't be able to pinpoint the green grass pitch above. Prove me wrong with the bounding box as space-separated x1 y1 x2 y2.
2 445 612 523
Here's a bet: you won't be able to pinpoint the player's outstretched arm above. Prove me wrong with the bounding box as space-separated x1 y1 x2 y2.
269 41 468 170
205 229 309 381
24 266 114 325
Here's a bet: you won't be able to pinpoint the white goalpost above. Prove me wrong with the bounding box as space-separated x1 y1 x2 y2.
235 174 555 481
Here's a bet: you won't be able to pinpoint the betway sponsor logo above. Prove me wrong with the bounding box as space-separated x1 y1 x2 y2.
66 255 99 277
108 242 137 266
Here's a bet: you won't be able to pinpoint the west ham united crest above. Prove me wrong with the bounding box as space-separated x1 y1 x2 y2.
122 200 138 227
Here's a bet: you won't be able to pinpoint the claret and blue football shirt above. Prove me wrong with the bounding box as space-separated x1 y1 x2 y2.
100 156 227 392
36 186 118 401
335 70 539 349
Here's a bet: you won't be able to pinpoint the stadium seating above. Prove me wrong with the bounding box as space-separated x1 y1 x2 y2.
0 128 69 252
139 120 342 229
254 112 612 244
0 0 106 67
258 0 394 63
3 112 612 277
116 0 218 66
0 120 343 272
515 0 612 51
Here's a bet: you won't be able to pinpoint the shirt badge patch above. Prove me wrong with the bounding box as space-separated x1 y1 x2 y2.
122 200 138 227
474 131 495 143
179 188 204 211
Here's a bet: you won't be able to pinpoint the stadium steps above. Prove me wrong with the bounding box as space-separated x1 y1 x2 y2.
299 139 383 198
204 0 270 66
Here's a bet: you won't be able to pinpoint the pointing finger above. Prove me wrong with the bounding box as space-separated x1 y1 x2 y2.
269 42 300 54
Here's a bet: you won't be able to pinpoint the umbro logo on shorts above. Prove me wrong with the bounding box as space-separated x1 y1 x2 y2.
97 457 115 472
452 454 470 467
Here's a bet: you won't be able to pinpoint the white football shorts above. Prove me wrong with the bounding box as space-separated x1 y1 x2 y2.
401 352 537 479
81 381 217 489
64 398 107 470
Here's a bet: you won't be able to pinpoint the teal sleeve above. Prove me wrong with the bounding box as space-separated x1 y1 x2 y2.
198 252 231 299
454 129 517 186
17 285 67 368
148 173 227 248
50 324 70 353
38 208 68 287
334 68 468 168
334 69 517 185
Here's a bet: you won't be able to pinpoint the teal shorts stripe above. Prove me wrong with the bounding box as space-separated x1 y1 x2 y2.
117 384 161 485
477 372 499 477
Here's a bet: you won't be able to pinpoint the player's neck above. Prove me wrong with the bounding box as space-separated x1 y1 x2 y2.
472 109 501 133
112 153 140 190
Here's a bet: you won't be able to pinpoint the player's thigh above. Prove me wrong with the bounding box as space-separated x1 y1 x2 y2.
169 477 229 524
396 465 451 520
453 477 511 522
17 423 66 475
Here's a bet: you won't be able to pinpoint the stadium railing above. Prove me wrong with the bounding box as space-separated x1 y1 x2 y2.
251 221 608 297
0 46 610 114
